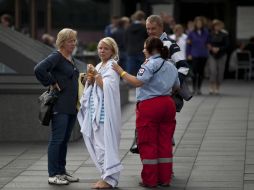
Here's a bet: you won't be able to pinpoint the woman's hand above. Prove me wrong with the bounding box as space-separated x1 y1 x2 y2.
50 82 61 91
86 64 96 85
112 63 124 75
95 73 102 81
87 74 95 85
95 73 103 89
87 64 95 73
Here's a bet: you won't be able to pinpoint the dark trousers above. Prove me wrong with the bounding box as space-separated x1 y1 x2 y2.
126 53 144 76
48 113 76 177
191 57 207 91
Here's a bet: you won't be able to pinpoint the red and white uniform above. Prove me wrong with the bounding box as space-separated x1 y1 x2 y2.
136 55 180 186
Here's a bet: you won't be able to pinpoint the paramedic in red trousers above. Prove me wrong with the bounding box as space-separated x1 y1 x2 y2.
112 36 180 188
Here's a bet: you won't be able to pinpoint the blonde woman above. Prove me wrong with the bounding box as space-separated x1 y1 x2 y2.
207 19 229 95
78 37 122 189
34 28 80 185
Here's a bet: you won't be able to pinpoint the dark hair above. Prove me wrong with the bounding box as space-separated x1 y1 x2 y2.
145 36 169 59
133 10 145 21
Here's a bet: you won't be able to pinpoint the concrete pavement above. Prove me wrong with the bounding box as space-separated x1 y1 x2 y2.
0 79 254 190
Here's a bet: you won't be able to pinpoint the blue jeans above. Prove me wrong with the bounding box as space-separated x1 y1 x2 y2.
48 113 76 177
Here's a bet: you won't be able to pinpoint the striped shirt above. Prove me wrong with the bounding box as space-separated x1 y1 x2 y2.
160 32 189 84
89 92 105 124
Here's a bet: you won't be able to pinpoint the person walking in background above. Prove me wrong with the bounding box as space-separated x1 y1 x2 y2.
77 37 122 189
186 16 210 95
160 12 175 35
207 19 229 95
104 15 119 37
34 28 80 185
111 16 130 71
113 37 180 188
125 10 148 76
170 24 188 59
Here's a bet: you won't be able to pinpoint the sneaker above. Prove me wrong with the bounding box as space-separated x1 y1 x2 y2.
139 182 157 188
48 175 69 185
62 172 79 182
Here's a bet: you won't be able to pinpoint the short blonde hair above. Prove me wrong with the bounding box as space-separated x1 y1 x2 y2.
98 37 119 61
56 28 77 49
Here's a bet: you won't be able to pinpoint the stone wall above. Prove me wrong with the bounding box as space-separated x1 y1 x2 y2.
0 76 129 142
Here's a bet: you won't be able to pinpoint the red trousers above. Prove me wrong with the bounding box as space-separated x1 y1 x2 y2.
136 96 176 186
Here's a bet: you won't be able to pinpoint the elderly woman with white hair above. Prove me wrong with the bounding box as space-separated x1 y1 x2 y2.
78 37 122 189
34 28 80 185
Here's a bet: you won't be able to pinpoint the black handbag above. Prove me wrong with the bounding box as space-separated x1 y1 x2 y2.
172 93 184 112
172 80 192 112
38 89 58 126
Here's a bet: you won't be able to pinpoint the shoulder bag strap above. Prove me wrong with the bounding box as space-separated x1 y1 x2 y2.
153 60 165 74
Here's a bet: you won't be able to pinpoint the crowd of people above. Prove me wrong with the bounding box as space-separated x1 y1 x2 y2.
33 11 188 188
30 10 253 189
105 12 233 96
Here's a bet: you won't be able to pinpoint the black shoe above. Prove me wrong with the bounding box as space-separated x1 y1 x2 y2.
130 144 139 154
159 183 170 187
139 182 157 188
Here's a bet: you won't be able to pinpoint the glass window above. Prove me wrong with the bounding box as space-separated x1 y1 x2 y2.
52 0 110 30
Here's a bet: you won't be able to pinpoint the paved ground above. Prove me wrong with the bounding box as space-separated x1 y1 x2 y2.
0 79 254 190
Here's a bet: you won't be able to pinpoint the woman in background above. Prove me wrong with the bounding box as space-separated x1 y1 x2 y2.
208 19 229 95
186 16 210 95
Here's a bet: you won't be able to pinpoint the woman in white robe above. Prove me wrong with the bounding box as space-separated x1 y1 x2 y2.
77 37 122 189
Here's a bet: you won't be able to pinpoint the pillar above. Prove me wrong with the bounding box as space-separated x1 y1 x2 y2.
30 0 37 39
14 0 21 30
46 0 52 34
110 0 121 17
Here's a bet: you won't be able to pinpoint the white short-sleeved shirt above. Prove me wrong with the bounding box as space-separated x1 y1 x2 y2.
136 54 180 101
